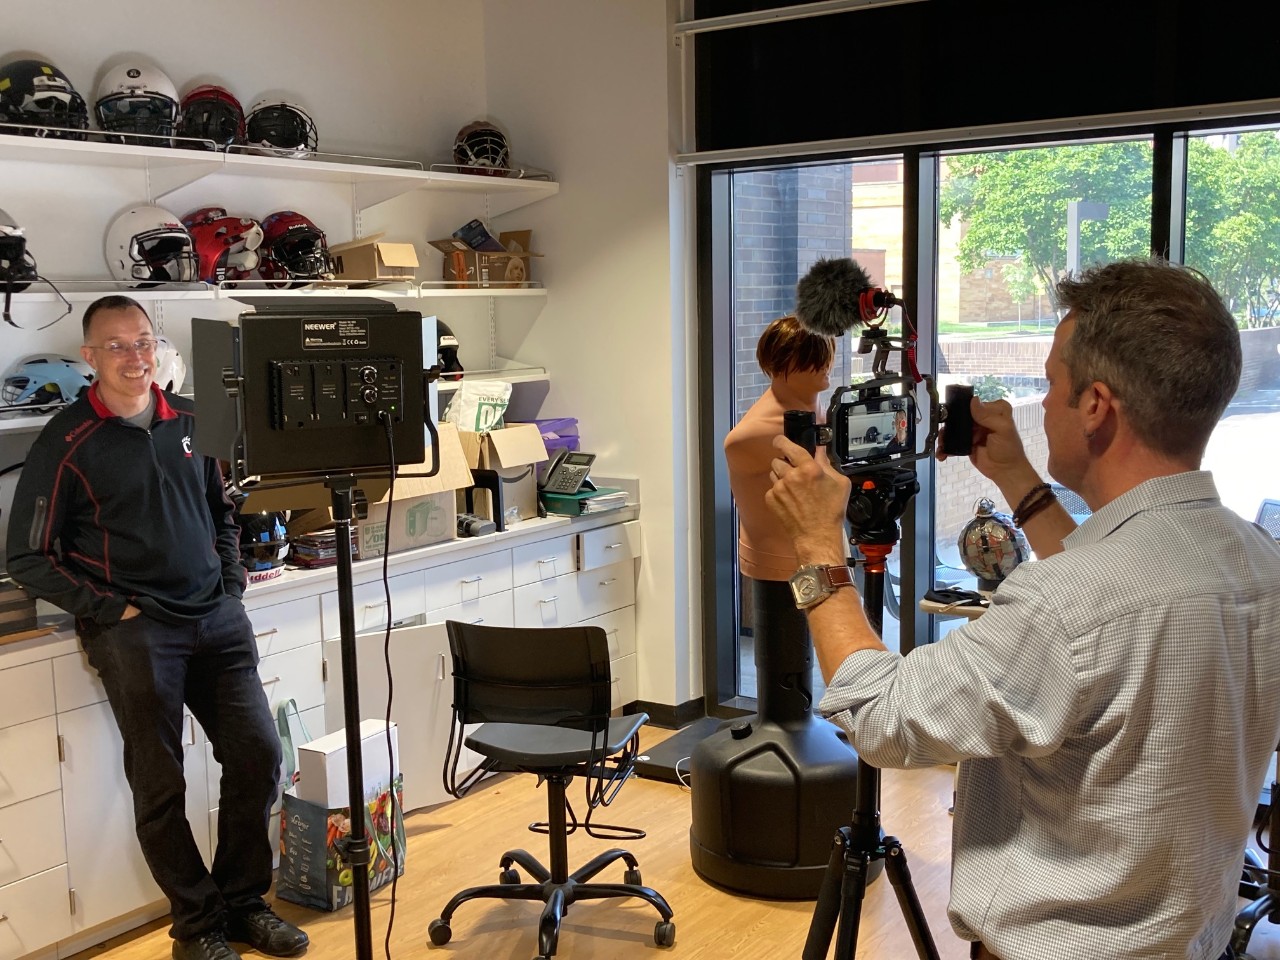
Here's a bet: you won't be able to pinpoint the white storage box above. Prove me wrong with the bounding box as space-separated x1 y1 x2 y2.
296 720 400 809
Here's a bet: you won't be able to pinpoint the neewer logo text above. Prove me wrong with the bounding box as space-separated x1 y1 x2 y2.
303 322 337 332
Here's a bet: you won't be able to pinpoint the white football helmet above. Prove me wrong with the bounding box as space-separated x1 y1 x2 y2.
153 337 187 394
245 100 317 159
104 205 198 285
95 62 181 145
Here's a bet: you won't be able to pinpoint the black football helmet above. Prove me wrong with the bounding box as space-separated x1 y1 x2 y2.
0 59 90 139
436 319 464 381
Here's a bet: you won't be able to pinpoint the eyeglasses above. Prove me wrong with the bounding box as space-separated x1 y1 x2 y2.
87 338 159 356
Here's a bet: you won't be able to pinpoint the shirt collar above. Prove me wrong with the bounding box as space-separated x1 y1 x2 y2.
88 382 179 422
1062 470 1221 549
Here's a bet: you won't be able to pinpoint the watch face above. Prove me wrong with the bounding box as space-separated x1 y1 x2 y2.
792 574 821 604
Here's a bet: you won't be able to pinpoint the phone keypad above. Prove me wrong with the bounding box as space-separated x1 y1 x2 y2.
547 467 590 492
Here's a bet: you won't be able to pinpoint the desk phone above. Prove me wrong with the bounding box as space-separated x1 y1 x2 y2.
540 450 596 494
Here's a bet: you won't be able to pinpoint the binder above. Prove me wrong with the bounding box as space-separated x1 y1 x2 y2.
540 486 628 516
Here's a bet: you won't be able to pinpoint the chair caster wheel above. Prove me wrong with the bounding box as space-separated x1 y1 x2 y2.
624 867 642 886
428 918 452 945
655 920 676 947
499 868 520 884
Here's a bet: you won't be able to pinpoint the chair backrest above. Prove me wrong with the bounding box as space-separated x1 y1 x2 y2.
445 621 613 733
1256 499 1280 541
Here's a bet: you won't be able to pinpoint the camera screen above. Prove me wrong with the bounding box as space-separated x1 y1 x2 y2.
840 395 914 462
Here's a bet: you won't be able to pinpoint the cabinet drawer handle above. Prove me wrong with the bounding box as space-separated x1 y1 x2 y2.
0 913 7 922
260 675 282 686
461 576 484 585
364 601 387 610
599 578 618 586
437 653 445 682
537 557 557 564
470 618 485 624
187 715 197 746
606 543 623 550
254 628 278 639
539 596 558 604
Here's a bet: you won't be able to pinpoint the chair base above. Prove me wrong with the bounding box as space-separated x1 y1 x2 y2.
430 846 675 958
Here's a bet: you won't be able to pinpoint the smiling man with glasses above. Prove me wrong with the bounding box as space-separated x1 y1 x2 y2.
6 295 308 960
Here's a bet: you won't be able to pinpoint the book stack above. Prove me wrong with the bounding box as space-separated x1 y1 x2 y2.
541 486 629 517
289 529 359 568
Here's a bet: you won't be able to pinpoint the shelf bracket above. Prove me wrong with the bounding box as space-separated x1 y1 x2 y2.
353 179 417 213
146 156 223 203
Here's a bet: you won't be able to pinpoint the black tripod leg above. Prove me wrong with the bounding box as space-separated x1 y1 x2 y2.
883 837 940 960
803 828 851 960
832 844 875 960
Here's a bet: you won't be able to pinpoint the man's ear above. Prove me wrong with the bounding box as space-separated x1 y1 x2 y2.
79 345 96 370
1080 380 1115 433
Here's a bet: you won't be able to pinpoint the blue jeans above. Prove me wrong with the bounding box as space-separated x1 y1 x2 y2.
83 595 282 939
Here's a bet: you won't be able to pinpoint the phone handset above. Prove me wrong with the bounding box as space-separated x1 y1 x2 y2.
539 449 597 494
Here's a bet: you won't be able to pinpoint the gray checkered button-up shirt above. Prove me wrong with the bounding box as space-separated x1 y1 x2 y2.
818 472 1280 960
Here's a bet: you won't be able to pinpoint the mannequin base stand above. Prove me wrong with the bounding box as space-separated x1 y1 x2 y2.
689 579 878 900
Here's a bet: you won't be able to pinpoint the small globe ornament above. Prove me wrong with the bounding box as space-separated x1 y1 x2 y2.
957 497 1030 591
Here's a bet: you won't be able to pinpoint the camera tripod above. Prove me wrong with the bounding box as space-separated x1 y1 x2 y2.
802 466 939 960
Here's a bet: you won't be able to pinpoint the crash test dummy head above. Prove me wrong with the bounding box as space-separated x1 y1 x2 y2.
724 315 836 581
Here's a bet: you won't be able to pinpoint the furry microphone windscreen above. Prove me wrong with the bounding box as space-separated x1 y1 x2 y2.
795 257 874 338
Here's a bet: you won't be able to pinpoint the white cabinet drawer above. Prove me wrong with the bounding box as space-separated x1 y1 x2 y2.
423 551 512 610
0 864 72 960
511 537 576 587
578 521 640 572
426 592 514 629
321 572 426 639
610 653 637 710
247 596 323 657
258 645 325 715
52 651 107 712
0 792 65 886
0 717 59 810
577 561 635 622
512 574 582 628
0 661 54 730
580 607 636 661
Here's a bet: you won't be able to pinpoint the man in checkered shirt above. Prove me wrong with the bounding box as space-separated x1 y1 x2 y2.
767 258 1280 960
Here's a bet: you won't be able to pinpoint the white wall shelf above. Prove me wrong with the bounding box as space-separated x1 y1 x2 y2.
0 413 55 435
9 282 547 305
0 133 558 215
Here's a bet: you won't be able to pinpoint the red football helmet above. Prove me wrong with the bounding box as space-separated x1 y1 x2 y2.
176 85 245 149
181 207 263 283
257 211 333 282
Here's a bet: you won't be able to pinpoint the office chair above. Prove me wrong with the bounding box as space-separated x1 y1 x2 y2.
1256 498 1280 541
428 621 675 959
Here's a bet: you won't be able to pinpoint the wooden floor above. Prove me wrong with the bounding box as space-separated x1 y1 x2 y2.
71 726 1280 960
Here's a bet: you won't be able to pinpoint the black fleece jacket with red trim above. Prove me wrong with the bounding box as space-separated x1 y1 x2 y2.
6 383 245 638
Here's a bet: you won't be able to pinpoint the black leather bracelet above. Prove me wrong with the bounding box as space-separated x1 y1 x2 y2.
1014 488 1057 527
1012 482 1051 519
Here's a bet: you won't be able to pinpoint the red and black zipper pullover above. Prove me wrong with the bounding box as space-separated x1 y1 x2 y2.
5 383 245 640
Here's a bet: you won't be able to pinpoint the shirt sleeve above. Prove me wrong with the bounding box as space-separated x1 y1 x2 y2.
816 563 1081 768
5 425 130 626
205 456 245 600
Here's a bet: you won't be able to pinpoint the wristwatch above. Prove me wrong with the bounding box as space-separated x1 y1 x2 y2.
788 563 856 610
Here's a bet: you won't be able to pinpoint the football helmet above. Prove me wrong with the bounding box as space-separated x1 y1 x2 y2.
1 355 93 410
181 206 263 283
104 205 199 285
436 319 464 381
175 84 245 149
258 211 334 282
153 337 187 393
453 120 510 177
0 59 89 139
0 208 38 293
230 498 290 584
245 100 317 159
94 62 181 146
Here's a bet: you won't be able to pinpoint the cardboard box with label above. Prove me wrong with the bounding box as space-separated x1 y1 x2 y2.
428 229 540 288
329 233 420 281
357 422 475 558
456 423 549 526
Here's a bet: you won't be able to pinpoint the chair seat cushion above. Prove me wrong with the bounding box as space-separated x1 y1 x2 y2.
466 714 647 768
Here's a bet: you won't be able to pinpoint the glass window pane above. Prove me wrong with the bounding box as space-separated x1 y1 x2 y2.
933 140 1153 637
1185 128 1280 528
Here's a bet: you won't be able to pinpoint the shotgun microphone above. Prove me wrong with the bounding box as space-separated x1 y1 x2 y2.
795 257 902 338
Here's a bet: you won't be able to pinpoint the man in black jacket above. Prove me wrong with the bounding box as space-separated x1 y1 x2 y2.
6 296 308 960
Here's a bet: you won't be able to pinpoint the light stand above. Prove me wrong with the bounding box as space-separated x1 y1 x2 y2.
330 476 374 960
802 467 939 960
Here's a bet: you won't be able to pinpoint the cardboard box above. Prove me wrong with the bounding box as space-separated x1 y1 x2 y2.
296 719 400 809
456 423 549 526
428 229 541 288
356 422 474 558
329 233 420 281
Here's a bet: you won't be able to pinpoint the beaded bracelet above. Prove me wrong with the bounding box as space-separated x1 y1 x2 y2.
1014 488 1057 527
1012 482 1051 520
